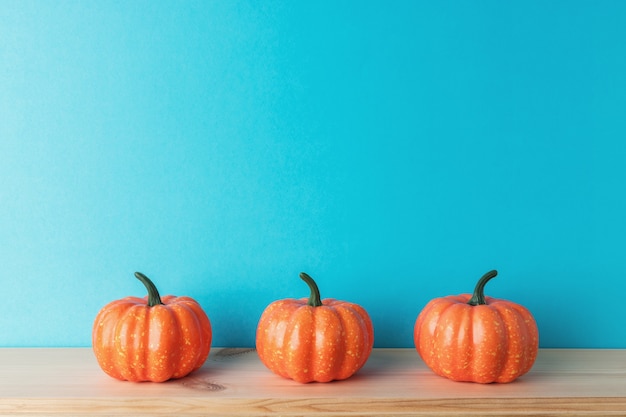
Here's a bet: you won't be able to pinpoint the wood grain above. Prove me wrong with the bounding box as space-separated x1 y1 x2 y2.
1 348 625 416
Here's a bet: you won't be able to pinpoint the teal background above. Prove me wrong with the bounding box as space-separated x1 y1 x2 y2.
1 1 625 348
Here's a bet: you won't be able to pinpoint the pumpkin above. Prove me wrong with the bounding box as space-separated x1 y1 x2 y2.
256 272 374 383
414 270 538 383
92 272 212 382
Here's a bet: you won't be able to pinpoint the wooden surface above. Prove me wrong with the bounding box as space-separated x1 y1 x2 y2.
1 348 625 416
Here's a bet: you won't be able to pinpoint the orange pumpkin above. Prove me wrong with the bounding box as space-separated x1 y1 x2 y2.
256 272 374 383
92 272 212 382
414 270 538 383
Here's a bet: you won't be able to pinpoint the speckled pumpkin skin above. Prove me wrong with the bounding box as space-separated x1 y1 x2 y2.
256 297 374 383
92 294 212 382
414 293 539 383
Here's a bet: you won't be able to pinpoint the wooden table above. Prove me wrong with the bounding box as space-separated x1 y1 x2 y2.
1 348 625 416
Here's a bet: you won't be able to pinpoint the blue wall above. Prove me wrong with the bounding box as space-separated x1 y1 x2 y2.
2 1 625 348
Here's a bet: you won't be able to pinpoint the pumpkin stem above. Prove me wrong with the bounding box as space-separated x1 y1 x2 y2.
300 272 323 307
467 270 498 306
134 272 163 307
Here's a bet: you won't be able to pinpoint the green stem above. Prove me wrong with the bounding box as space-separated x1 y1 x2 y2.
467 270 498 306
299 272 323 307
134 272 163 307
